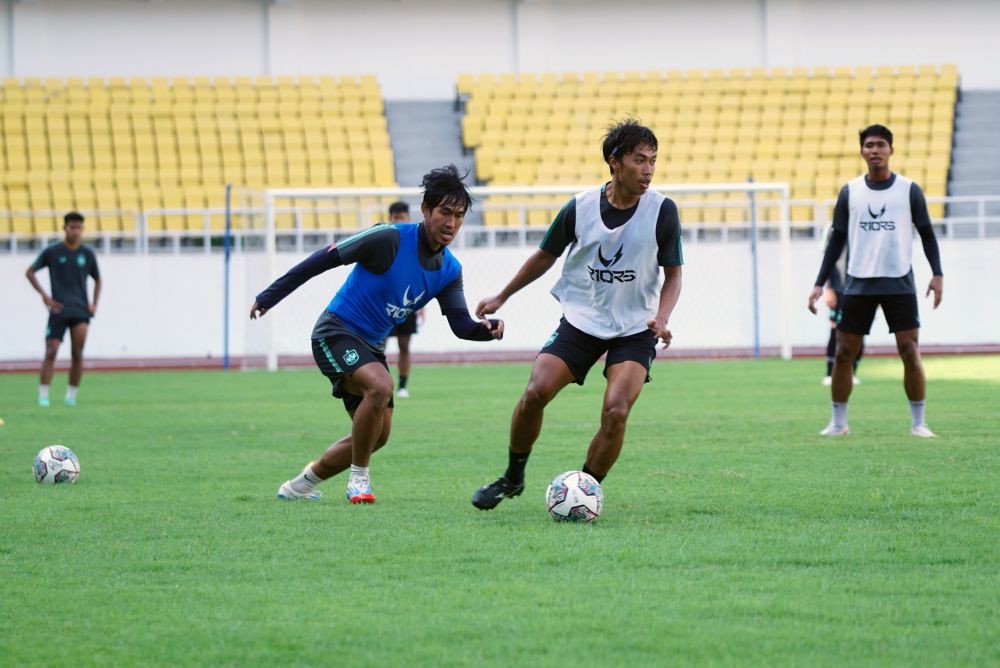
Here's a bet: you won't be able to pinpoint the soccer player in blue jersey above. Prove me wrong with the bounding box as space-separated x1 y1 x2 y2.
25 212 102 407
250 165 504 504
470 119 684 510
809 124 943 437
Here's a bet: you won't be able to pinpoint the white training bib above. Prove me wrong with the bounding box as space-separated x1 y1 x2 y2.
846 173 915 278
550 186 662 339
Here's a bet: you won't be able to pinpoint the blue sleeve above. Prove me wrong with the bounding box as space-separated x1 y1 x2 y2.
255 245 344 309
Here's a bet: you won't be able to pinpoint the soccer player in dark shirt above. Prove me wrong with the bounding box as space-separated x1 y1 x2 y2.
809 125 943 437
25 212 102 407
250 166 504 504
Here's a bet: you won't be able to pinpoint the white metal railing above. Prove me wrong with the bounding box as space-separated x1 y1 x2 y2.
2 193 998 254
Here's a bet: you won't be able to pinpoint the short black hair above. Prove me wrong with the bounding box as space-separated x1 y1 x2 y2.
388 200 410 217
421 164 472 213
64 211 84 225
859 124 893 147
602 118 658 175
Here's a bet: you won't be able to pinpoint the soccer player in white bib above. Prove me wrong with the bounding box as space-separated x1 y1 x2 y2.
808 125 944 438
471 119 683 510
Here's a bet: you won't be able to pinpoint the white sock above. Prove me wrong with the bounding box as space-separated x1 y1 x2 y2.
39 385 50 400
832 402 848 427
66 385 78 400
909 400 926 427
350 464 369 480
289 463 323 494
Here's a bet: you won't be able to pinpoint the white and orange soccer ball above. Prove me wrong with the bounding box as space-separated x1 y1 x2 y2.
546 470 603 522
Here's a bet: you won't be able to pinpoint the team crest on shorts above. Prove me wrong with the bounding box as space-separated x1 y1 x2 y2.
343 349 360 366
543 332 559 347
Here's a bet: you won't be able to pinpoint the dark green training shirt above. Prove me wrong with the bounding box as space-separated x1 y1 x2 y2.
31 242 100 319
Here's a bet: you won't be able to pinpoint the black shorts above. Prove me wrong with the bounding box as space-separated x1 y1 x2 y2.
389 313 418 337
46 314 90 342
838 293 920 335
312 334 395 413
540 317 657 385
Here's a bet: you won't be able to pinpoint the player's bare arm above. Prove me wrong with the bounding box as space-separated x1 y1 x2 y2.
648 265 682 348
25 266 62 313
476 249 558 317
90 277 102 316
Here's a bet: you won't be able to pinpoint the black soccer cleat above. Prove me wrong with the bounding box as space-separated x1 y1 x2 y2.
471 476 525 510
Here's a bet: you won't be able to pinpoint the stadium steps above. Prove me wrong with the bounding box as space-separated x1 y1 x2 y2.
386 101 476 186
385 100 480 224
948 90 1000 217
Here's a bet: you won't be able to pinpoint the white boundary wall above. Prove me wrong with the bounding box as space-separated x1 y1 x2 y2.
2 237 998 362
3 0 1000 97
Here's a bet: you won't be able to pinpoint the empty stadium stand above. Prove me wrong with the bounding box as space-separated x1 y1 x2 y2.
458 65 957 227
0 74 395 238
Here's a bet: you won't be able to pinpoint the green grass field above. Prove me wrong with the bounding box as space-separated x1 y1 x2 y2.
2 356 998 666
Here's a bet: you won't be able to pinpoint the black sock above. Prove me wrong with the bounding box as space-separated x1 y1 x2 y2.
398 375 408 390
504 449 530 484
582 464 605 483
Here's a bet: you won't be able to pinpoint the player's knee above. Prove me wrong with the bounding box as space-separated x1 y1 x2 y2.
43 346 59 362
70 346 84 362
521 383 552 411
364 380 394 407
601 401 630 431
834 345 857 364
896 339 920 363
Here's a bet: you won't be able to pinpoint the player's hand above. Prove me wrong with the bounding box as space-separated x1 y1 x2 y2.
475 294 506 319
417 309 426 325
87 303 97 316
823 287 837 310
482 318 504 340
927 275 943 309
249 301 268 319
647 319 672 349
43 296 62 313
807 285 823 314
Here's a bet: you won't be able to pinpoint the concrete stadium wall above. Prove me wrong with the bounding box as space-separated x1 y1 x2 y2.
2 238 997 363
2 0 999 98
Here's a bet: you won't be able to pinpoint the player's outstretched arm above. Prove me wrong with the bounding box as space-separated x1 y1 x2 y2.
476 249 558 318
249 245 344 319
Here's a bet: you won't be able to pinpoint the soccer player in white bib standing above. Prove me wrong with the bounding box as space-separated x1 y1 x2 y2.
471 119 683 510
808 124 944 437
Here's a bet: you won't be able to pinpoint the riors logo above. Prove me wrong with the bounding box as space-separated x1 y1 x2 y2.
860 202 895 231
386 285 425 322
588 243 635 283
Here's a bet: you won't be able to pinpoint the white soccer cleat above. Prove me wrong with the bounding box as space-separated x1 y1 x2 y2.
396 388 410 398
910 424 937 438
822 376 832 386
819 422 850 436
277 480 323 500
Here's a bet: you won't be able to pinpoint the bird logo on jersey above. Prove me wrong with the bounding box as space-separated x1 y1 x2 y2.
386 285 425 322
597 244 624 268
588 243 635 283
860 202 895 231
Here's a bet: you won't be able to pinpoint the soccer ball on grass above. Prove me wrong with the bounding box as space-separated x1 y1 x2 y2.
546 470 602 522
33 446 80 484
